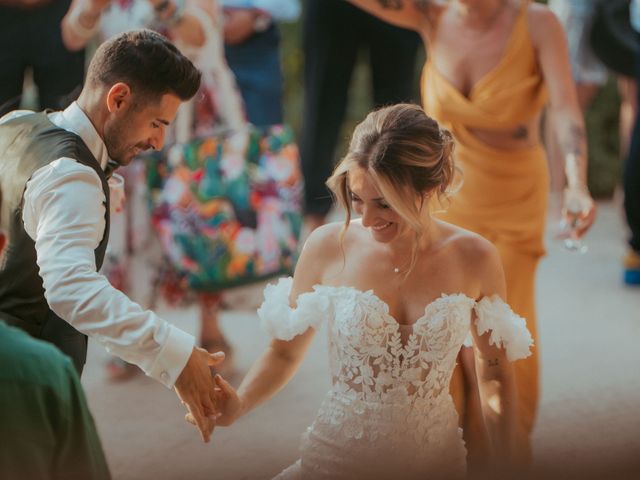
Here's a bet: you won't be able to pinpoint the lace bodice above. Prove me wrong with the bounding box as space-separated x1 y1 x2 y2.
260 278 533 479
259 278 532 406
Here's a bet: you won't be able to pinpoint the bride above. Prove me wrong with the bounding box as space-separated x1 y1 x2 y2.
199 104 533 478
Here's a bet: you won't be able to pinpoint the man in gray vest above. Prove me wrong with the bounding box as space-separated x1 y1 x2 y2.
0 29 222 443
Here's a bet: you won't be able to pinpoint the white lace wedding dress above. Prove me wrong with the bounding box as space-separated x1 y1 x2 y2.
258 278 533 480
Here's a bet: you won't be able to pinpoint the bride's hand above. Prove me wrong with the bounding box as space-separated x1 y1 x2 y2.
212 374 243 426
185 374 243 428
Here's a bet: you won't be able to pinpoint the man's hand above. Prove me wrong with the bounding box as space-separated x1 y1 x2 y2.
223 8 260 45
174 347 225 443
186 374 243 428
73 0 111 16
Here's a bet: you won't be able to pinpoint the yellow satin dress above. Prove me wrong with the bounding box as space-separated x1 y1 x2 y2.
422 0 547 463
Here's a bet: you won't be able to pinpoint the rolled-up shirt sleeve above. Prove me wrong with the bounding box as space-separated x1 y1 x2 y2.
23 158 194 388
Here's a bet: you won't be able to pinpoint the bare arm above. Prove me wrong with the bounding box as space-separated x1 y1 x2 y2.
470 242 518 469
223 7 273 45
232 325 316 420
210 229 331 426
149 0 215 47
61 0 215 51
61 0 109 51
347 0 434 32
530 5 596 233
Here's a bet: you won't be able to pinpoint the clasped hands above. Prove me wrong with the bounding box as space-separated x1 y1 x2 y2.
173 346 241 443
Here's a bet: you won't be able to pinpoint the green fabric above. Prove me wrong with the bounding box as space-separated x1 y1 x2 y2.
0 321 111 480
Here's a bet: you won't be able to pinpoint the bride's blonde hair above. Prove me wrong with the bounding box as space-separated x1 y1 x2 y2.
326 103 458 273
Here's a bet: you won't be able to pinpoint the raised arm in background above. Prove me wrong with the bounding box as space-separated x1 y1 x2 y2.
346 0 440 32
61 0 216 51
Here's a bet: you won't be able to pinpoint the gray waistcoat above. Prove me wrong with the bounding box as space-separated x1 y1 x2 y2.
0 111 110 373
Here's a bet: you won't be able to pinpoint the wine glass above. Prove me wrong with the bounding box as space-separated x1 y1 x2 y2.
560 187 591 254
561 212 588 254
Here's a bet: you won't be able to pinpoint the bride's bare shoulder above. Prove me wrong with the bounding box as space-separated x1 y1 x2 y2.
303 220 368 255
300 222 346 264
295 221 364 283
303 220 374 263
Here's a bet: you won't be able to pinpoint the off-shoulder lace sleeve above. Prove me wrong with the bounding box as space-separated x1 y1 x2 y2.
472 295 533 361
257 277 331 341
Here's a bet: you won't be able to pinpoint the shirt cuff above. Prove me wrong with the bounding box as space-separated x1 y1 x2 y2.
147 325 195 388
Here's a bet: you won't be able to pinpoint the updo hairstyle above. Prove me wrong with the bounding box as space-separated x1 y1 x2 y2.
326 103 458 273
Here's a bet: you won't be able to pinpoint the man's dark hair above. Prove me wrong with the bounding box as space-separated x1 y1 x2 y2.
86 29 201 102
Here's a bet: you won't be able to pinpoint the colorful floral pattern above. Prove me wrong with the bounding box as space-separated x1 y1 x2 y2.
146 126 303 291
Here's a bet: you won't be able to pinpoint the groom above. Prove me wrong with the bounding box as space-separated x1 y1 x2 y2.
0 29 221 442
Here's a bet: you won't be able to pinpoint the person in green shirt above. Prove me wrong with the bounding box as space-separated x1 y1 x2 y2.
0 187 111 480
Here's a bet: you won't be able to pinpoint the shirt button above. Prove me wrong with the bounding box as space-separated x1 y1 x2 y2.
160 371 169 382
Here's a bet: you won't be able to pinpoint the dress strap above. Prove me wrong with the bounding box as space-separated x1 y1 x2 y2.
258 277 332 341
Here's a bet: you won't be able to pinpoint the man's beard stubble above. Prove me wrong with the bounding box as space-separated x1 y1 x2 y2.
103 115 131 166
103 114 151 166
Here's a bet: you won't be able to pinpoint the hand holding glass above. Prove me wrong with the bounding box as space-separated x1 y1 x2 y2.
559 187 593 254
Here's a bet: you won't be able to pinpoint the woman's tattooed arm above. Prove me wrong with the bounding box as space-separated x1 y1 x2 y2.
348 0 431 30
558 119 588 188
375 0 432 12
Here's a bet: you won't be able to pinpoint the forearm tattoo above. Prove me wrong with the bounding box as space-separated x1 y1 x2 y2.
488 358 500 367
561 122 587 158
376 0 403 9
376 0 430 10
559 122 588 185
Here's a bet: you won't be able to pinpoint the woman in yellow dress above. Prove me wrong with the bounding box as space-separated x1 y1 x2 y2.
349 0 597 466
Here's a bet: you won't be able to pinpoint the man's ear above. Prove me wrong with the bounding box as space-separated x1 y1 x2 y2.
106 83 132 113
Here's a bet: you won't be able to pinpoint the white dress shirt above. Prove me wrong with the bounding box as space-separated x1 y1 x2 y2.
0 102 194 388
